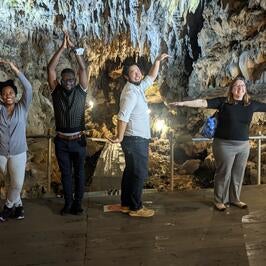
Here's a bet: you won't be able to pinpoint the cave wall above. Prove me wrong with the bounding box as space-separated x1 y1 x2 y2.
0 0 265 137
0 0 265 195
188 0 266 98
0 0 265 135
0 0 204 135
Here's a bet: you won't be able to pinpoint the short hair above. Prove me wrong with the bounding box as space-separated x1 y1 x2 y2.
122 62 141 77
61 68 75 77
0 79 18 95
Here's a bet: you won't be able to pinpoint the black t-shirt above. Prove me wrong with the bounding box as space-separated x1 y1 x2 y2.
207 97 266 140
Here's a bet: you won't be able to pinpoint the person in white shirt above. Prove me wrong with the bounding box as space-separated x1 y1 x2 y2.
109 53 169 217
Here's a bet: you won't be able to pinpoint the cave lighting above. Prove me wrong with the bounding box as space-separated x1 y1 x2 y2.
154 119 166 133
88 100 94 109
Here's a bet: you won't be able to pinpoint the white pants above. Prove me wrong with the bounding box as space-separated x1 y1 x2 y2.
0 152 27 208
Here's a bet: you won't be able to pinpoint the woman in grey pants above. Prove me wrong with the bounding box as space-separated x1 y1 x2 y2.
0 60 32 221
169 76 266 211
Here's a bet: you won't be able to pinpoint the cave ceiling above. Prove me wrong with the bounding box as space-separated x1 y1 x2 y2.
0 0 265 135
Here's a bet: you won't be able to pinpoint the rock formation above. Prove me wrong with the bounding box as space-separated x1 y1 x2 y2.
0 0 265 196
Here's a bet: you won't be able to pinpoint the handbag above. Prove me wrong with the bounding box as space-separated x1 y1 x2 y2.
200 102 224 139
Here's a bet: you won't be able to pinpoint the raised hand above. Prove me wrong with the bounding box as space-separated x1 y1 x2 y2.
0 59 10 65
0 60 19 74
63 30 75 49
156 53 170 62
61 31 68 49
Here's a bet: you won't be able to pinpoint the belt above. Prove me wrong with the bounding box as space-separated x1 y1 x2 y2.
57 132 84 141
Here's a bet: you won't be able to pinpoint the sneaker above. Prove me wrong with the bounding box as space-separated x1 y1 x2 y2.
129 207 155 218
120 206 130 214
14 206 24 220
0 205 14 222
231 201 247 209
214 203 226 211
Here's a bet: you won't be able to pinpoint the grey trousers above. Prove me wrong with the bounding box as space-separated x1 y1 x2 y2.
0 152 27 208
212 138 250 204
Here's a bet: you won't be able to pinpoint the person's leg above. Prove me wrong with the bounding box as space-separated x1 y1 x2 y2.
121 139 133 209
0 155 13 222
7 152 27 207
229 141 250 205
128 138 149 211
0 155 7 176
71 137 86 214
127 138 154 217
121 137 154 217
7 152 27 219
54 137 73 213
212 139 235 206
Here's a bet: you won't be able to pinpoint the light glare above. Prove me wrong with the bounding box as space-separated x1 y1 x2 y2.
155 119 166 132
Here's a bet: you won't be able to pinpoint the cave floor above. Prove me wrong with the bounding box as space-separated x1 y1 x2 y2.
1 185 266 266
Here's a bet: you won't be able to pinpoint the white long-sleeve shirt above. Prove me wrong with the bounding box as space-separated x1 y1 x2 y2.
118 76 153 139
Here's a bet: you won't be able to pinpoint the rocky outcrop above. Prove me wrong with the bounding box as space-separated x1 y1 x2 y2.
0 0 265 196
188 0 266 98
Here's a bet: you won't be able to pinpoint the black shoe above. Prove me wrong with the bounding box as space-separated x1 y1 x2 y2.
70 203 83 215
60 205 72 216
0 205 14 222
14 206 24 220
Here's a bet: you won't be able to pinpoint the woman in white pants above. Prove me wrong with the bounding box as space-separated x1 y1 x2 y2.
169 76 266 211
0 60 32 221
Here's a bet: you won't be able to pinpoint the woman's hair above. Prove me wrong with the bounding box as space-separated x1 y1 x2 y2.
226 75 250 105
0 79 18 95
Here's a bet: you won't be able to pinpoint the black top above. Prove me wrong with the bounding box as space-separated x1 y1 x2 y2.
52 84 87 133
207 97 266 141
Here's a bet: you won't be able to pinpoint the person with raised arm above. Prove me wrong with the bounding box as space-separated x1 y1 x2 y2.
47 31 88 215
109 53 169 217
0 60 32 222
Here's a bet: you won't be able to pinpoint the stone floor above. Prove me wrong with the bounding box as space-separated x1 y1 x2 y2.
1 185 266 266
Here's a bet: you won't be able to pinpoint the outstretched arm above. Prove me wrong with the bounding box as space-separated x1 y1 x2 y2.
148 53 170 82
66 33 88 90
168 99 208 108
47 33 67 92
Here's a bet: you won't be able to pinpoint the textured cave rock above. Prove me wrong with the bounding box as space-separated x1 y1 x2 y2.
0 0 265 196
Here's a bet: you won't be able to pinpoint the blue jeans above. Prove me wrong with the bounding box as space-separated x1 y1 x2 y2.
121 136 149 211
54 135 86 207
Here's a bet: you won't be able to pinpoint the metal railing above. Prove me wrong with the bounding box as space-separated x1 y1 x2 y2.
26 132 108 193
169 132 266 191
27 131 265 194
